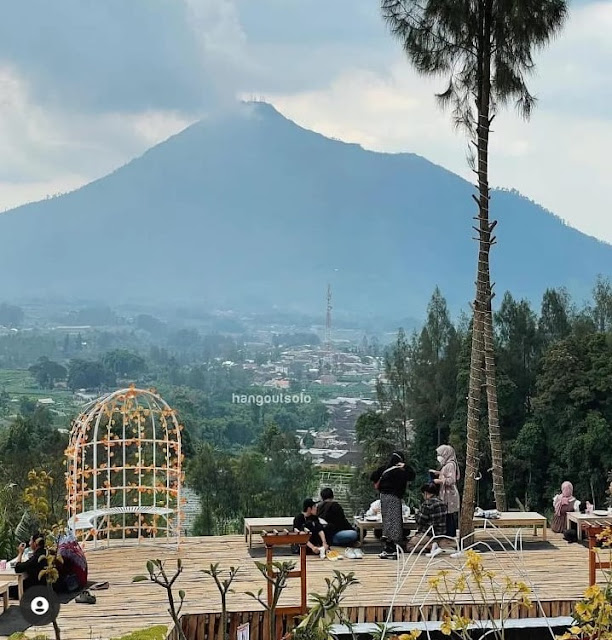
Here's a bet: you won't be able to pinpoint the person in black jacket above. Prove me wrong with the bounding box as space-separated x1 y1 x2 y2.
370 451 415 559
317 488 359 547
11 532 47 599
293 498 329 555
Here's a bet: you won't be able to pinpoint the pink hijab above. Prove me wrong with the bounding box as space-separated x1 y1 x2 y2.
437 444 460 480
555 481 573 516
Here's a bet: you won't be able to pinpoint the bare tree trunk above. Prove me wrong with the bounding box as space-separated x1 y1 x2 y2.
460 302 484 544
460 0 495 544
483 281 507 511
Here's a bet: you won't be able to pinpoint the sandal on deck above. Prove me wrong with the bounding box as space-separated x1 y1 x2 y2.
90 582 109 590
76 591 96 604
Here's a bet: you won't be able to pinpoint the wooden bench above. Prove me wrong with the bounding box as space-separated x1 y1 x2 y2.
244 518 294 548
0 570 24 601
0 581 9 613
584 523 612 586
473 511 548 541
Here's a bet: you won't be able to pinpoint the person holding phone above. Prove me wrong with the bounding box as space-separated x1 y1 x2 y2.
11 532 47 598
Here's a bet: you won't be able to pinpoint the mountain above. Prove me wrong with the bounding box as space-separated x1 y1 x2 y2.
0 101 609 319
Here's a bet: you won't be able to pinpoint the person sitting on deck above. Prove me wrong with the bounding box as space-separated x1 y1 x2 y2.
404 483 449 557
10 532 47 599
552 481 581 534
317 488 359 547
55 531 88 592
292 498 329 555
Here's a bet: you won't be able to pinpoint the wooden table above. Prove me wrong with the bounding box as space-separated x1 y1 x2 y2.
354 516 415 544
473 511 548 541
0 568 24 601
567 512 612 541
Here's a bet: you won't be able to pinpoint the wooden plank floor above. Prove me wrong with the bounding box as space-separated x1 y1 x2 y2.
12 531 596 640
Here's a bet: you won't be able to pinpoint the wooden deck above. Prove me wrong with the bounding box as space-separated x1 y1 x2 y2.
8 532 599 640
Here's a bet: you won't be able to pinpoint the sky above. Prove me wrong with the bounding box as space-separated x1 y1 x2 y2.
1 0 611 242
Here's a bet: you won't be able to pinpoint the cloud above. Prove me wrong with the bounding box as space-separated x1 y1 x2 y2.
0 64 195 210
0 0 249 114
0 0 610 246
0 0 247 210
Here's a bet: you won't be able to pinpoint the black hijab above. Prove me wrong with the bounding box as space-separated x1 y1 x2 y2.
387 451 405 468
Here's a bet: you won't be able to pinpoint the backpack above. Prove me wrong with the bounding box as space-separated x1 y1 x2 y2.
563 529 578 543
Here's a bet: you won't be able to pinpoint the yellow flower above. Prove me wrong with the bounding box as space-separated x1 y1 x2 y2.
584 585 602 600
440 618 452 636
568 626 581 635
454 575 467 592
465 550 482 571
428 576 441 589
575 601 593 619
454 616 471 631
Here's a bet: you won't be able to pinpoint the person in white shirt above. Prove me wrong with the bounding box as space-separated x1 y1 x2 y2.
366 499 410 518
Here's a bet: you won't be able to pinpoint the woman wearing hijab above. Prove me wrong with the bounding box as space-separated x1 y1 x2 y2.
370 451 415 559
430 444 461 538
552 481 580 533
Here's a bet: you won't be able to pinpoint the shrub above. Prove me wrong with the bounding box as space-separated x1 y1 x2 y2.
111 626 168 640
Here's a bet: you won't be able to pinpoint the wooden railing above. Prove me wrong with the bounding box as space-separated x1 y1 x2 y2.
167 600 578 640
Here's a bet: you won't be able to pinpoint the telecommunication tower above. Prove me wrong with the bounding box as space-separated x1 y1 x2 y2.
325 284 332 353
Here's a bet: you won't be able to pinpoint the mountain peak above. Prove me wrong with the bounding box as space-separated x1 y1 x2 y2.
0 106 607 317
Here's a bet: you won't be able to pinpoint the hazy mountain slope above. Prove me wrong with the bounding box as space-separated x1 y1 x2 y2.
0 102 608 317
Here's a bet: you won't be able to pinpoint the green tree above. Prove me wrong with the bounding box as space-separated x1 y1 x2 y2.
538 288 572 347
355 411 396 465
0 416 67 521
530 332 612 507
591 275 612 333
0 302 24 327
256 424 316 515
381 0 568 536
102 349 147 378
495 293 539 440
376 328 412 449
67 359 115 390
410 289 460 464
29 356 67 389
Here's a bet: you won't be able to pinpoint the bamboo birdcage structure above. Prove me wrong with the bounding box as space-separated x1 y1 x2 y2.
66 386 184 548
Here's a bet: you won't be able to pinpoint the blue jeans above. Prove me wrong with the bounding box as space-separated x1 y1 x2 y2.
332 529 359 546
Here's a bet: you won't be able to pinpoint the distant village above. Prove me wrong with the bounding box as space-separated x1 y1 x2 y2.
226 344 383 468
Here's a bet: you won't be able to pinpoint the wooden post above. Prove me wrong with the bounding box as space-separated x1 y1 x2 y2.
300 543 307 611
266 543 274 608
585 522 611 586
261 531 311 616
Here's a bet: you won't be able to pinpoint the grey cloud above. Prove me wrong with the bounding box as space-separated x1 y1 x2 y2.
236 0 386 46
0 0 235 112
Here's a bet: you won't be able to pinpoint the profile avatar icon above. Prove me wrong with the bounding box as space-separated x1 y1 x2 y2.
20 586 60 626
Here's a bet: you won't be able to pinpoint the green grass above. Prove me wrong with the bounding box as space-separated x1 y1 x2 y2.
111 626 168 640
0 368 82 425
0 369 37 392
